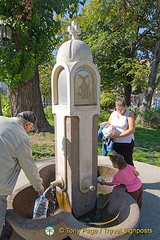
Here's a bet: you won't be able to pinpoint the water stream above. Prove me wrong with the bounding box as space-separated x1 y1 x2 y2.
44 186 71 216
44 186 59 216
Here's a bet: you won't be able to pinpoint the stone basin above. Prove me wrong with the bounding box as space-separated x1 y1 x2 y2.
6 163 140 240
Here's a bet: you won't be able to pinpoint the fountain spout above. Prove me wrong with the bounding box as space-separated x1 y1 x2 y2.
81 178 95 192
50 176 64 189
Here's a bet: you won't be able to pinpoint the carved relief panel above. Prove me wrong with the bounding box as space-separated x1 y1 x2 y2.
74 67 97 106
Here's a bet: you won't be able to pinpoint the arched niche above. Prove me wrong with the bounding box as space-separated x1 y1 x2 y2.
58 68 68 105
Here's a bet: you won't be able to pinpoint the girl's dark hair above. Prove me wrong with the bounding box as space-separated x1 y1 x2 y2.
109 154 127 170
116 96 126 107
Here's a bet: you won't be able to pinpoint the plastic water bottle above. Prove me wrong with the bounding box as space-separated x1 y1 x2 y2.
33 195 49 219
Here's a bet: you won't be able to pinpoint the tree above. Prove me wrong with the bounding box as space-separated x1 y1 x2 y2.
0 0 86 132
77 0 158 106
140 0 160 111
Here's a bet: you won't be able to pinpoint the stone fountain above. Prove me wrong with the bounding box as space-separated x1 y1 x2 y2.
6 21 140 240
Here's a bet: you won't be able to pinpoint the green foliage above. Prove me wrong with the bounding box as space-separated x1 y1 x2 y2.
32 144 55 159
133 150 160 167
77 0 157 102
1 95 10 117
100 92 116 110
39 59 55 102
0 0 86 87
0 44 36 86
44 105 54 126
128 106 140 119
133 126 160 166
98 109 111 126
30 132 55 159
137 108 160 127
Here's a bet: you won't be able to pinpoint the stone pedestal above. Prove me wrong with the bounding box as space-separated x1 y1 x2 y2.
65 115 98 217
52 21 100 217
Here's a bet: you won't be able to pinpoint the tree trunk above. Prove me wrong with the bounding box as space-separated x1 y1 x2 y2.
9 66 54 133
124 83 132 107
139 2 160 113
0 94 2 116
140 58 160 112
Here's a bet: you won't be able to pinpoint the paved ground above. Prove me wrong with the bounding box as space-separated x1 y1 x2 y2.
8 156 160 240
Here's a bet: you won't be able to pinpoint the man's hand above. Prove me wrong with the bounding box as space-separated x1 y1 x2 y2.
38 186 45 196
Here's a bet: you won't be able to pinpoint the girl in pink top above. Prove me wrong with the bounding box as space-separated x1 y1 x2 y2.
100 154 142 208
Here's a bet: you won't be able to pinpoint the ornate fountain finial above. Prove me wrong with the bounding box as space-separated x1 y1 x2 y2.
68 20 81 40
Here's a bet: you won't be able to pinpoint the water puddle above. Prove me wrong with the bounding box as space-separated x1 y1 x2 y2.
47 188 119 228
78 208 119 228
77 192 119 228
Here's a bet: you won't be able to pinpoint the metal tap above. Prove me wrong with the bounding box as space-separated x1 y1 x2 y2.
82 178 95 192
50 176 64 189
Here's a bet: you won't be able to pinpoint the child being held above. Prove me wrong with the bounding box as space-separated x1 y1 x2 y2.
99 154 142 209
101 122 116 138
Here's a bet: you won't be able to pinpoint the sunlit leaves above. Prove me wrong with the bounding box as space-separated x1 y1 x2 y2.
77 0 158 103
0 0 85 86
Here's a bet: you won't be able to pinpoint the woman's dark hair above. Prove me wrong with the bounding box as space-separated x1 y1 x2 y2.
116 96 126 107
109 154 127 170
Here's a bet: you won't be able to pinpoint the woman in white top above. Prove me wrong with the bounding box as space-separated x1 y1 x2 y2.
108 97 135 165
